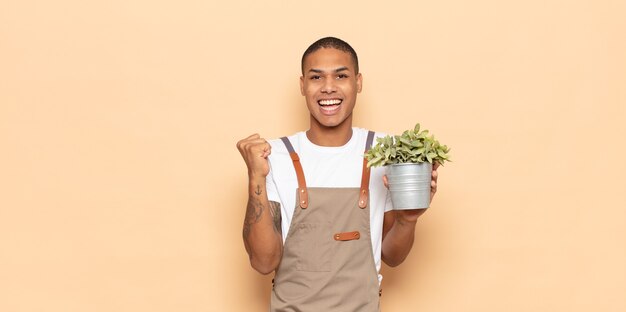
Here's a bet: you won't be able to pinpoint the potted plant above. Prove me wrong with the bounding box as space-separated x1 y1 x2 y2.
365 123 450 209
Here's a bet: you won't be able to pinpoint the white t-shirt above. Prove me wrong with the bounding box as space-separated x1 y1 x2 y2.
266 128 393 284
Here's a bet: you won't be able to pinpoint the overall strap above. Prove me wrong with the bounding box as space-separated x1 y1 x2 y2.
280 137 308 209
359 131 375 208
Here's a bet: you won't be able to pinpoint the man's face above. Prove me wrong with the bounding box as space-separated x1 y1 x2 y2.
300 48 362 129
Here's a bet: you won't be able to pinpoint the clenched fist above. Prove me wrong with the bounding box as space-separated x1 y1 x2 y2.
236 134 272 178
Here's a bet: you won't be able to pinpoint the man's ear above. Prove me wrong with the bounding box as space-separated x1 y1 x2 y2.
300 76 305 95
356 73 363 93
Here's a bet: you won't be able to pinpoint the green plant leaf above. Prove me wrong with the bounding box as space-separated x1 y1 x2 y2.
364 123 450 167
399 138 411 146
410 140 423 148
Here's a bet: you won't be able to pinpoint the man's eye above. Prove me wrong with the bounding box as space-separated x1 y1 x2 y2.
337 74 348 79
310 75 321 80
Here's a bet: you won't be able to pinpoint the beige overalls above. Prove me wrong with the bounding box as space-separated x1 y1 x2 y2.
271 131 380 312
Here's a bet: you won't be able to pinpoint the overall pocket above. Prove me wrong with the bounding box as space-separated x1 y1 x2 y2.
291 222 332 272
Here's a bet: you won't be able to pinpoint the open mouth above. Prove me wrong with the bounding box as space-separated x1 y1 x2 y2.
318 99 342 112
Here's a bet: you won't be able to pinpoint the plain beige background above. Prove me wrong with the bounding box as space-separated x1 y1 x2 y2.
1 0 625 311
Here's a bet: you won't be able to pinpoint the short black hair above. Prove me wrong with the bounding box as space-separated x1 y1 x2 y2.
301 37 359 75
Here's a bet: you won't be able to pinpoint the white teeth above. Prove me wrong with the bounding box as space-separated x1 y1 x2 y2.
319 99 342 105
320 105 340 111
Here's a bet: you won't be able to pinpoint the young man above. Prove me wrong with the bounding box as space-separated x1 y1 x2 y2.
236 37 439 311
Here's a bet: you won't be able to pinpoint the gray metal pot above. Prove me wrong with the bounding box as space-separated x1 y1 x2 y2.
385 162 432 210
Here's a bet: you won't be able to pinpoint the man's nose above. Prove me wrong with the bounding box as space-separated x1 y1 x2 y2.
321 78 336 93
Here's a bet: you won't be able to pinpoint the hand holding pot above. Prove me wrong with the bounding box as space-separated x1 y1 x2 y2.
366 123 450 209
383 162 440 205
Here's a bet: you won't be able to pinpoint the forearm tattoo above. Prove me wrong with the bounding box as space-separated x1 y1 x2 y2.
243 195 263 240
268 201 282 235
242 184 282 240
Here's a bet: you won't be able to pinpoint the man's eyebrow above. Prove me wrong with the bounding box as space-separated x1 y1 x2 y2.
307 67 350 74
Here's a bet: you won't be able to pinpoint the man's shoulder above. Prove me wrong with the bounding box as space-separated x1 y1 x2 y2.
267 131 303 151
354 127 389 140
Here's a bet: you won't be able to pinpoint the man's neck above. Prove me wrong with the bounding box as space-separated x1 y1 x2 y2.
306 120 353 147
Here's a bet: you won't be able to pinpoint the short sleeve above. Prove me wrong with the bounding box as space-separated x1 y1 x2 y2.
384 188 393 212
265 163 282 205
372 131 394 213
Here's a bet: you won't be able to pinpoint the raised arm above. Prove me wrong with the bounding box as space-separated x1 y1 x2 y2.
237 134 283 274
381 163 439 267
